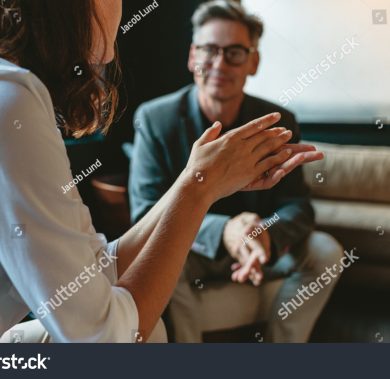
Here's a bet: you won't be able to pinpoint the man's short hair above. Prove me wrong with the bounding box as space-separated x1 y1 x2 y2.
192 0 264 47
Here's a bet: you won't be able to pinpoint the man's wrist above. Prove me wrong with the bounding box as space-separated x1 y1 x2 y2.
221 218 239 260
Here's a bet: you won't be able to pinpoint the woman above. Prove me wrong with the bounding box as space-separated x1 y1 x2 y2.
0 0 323 342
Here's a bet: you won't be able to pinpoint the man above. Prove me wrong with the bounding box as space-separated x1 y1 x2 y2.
130 0 343 342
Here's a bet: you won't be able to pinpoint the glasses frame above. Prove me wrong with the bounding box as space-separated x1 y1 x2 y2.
194 44 257 66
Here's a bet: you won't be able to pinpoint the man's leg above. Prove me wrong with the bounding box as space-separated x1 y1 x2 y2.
264 231 344 342
167 273 203 342
167 252 233 343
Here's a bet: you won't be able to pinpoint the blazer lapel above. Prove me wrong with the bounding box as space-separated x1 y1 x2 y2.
187 85 205 139
178 85 204 159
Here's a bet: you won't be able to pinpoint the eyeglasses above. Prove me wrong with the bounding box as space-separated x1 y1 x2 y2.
194 44 257 66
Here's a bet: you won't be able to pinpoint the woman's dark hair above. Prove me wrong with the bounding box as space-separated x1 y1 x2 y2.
0 0 122 138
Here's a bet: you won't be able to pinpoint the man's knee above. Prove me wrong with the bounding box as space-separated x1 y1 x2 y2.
300 231 344 273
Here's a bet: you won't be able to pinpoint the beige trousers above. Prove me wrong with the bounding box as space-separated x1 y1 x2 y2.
168 231 344 342
0 318 167 343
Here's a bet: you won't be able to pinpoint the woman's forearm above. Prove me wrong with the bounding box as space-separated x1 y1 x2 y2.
116 168 212 340
116 172 186 276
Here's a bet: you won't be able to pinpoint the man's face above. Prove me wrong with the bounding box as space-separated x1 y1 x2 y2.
188 19 260 102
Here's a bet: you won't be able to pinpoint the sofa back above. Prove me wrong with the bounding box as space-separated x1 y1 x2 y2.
302 141 390 203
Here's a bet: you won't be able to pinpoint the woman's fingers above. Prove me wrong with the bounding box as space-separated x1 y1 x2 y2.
243 169 285 191
275 143 317 154
242 148 292 191
278 151 324 171
252 130 293 162
299 151 325 164
278 153 306 172
267 150 324 176
195 121 222 146
242 149 324 191
228 112 282 140
246 127 287 150
256 148 293 175
255 144 324 177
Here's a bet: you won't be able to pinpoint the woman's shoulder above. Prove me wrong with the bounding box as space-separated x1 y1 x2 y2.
0 58 55 128
0 58 39 91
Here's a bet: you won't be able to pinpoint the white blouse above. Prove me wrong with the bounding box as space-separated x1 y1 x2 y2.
0 58 139 342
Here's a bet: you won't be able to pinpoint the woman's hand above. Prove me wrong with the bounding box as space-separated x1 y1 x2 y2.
242 143 324 191
186 112 323 202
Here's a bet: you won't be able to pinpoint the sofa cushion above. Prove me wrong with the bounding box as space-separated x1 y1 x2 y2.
302 141 390 203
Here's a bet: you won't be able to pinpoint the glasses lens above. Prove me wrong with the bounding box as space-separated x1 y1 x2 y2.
196 45 217 63
225 47 248 65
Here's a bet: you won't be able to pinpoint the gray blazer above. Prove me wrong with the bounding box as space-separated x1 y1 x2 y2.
130 85 315 260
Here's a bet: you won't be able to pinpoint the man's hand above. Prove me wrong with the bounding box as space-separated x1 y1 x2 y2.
223 212 272 286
